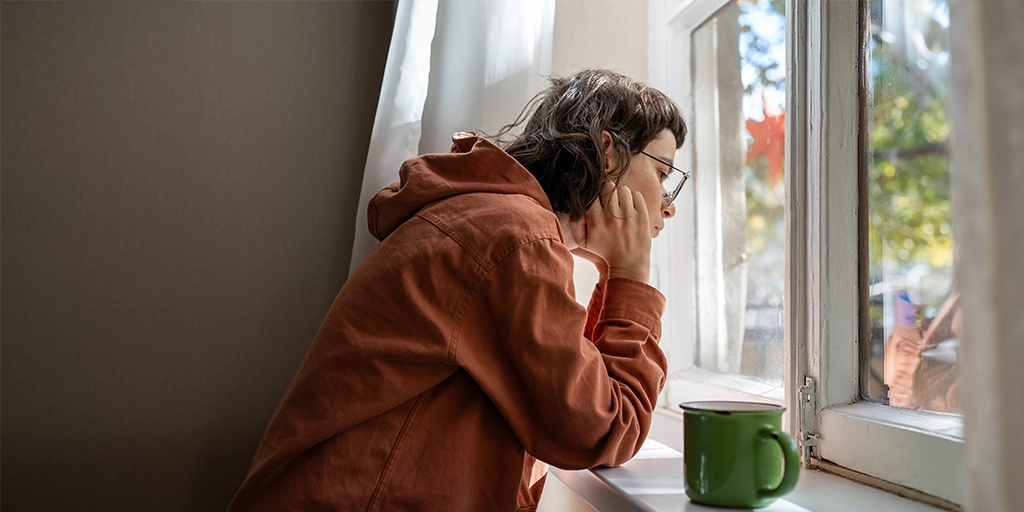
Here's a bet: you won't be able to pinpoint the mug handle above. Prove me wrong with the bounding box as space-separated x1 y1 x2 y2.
756 427 801 501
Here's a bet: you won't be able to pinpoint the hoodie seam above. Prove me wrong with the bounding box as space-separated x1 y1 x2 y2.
365 393 426 512
416 212 489 270
448 236 563 364
417 209 562 273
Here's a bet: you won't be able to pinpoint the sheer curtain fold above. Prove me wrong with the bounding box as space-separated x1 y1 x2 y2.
350 0 556 274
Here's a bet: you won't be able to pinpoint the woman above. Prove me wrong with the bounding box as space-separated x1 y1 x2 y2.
228 69 687 511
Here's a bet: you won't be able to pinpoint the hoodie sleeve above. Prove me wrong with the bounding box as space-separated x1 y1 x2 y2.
453 238 667 470
583 276 607 343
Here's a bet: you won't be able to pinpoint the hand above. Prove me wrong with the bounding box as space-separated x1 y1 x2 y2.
570 182 651 283
570 246 609 280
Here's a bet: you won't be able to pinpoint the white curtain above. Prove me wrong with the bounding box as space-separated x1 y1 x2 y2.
349 0 556 274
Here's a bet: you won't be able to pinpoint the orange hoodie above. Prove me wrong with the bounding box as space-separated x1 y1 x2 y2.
227 133 668 511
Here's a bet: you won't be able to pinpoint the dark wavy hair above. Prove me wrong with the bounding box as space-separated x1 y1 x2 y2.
493 69 687 218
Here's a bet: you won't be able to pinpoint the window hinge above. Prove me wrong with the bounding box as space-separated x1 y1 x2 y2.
798 376 820 459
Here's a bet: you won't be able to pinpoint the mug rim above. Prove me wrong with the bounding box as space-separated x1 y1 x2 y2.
679 400 785 414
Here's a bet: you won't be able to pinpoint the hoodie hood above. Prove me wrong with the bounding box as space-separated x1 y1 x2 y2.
367 133 553 241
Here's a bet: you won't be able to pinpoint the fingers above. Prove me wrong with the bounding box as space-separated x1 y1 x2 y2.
616 186 634 218
590 183 645 224
608 185 635 219
632 188 649 224
578 182 652 283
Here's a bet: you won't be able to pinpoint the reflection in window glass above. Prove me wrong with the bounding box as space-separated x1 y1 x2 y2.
692 0 785 382
863 0 960 414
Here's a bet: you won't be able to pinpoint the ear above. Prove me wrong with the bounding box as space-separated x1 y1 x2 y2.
601 131 617 173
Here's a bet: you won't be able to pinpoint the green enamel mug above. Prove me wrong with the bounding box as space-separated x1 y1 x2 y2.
680 401 801 508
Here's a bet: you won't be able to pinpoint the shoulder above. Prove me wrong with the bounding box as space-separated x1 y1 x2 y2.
417 192 564 271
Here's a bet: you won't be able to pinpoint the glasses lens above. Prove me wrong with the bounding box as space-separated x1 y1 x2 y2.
663 169 687 203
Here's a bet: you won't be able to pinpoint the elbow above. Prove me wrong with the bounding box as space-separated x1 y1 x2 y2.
528 406 652 470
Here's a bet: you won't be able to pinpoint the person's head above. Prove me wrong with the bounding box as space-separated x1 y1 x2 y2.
498 68 687 235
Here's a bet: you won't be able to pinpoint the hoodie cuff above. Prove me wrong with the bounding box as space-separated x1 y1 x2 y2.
599 278 667 339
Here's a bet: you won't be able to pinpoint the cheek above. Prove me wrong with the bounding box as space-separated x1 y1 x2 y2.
649 199 662 224
645 180 664 220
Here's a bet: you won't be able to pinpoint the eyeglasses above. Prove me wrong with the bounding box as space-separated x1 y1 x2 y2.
640 151 690 206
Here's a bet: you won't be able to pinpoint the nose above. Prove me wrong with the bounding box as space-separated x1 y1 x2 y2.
662 197 676 219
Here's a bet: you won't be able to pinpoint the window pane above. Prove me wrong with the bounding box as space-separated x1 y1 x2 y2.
692 0 786 382
863 0 960 414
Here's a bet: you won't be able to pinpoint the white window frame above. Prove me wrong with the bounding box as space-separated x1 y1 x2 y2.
647 0 787 446
647 0 965 507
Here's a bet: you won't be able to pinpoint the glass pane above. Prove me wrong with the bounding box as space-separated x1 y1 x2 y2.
692 0 786 382
862 0 960 414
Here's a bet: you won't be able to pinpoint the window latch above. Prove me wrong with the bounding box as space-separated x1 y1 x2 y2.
798 376 820 459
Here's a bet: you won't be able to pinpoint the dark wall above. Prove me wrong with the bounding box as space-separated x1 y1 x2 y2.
1 2 393 510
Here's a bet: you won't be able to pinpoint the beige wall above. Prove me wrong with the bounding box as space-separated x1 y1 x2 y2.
552 0 648 80
0 2 393 510
550 0 649 305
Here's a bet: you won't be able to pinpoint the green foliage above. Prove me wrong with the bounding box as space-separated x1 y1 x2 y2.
867 29 953 271
738 0 953 276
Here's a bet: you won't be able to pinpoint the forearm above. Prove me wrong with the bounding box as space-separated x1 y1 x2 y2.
460 241 667 470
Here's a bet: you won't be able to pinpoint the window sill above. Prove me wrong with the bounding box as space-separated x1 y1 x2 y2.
664 368 785 411
547 439 944 512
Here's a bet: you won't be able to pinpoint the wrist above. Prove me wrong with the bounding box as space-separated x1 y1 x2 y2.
607 264 650 284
